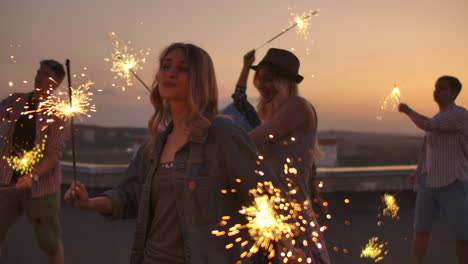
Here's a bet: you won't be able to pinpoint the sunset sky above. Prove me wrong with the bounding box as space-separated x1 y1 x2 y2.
1 0 467 134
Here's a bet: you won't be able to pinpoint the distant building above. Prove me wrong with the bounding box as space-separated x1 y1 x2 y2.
317 137 338 167
81 127 96 143
71 124 147 150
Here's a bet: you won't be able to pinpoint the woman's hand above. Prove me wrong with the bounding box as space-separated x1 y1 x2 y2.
15 176 32 190
64 181 90 209
243 50 256 68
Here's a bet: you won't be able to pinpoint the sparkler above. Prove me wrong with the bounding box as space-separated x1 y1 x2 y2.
4 137 47 175
377 85 402 120
360 237 388 263
66 59 78 184
214 180 325 263
255 9 319 50
215 136 328 262
31 80 96 120
381 85 401 111
104 32 151 92
213 181 297 261
382 193 400 219
289 8 314 40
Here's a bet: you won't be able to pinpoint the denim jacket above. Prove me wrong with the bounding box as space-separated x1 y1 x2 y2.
102 117 277 264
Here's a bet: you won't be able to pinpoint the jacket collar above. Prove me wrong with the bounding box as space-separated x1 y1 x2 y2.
148 121 210 161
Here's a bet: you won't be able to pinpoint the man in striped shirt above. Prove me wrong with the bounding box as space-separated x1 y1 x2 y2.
399 75 468 264
0 60 69 264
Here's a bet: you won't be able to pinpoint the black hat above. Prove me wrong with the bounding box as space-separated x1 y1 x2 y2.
251 48 303 83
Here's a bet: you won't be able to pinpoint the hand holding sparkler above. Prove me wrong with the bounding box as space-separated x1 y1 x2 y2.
15 176 32 189
64 181 90 209
398 103 412 115
64 181 113 214
243 50 256 68
236 50 256 90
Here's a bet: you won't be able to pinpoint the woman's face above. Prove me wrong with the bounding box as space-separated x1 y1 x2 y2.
255 67 278 100
157 48 190 101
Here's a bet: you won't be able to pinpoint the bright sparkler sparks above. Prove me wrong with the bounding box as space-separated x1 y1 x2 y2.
255 9 318 50
104 32 151 90
214 180 325 263
360 237 388 263
382 194 400 218
30 81 96 120
289 9 317 40
213 181 298 261
5 137 47 175
376 85 402 120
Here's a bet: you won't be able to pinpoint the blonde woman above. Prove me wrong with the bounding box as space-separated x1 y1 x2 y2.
233 48 330 264
64 43 277 264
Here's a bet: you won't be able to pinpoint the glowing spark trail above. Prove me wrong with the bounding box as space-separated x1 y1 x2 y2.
360 237 388 263
382 193 400 218
213 181 298 261
255 9 319 50
381 86 401 111
289 8 315 40
5 137 47 175
377 85 402 120
213 179 326 263
30 81 96 120
104 32 151 91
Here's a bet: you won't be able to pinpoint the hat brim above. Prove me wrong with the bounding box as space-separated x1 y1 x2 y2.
250 63 303 84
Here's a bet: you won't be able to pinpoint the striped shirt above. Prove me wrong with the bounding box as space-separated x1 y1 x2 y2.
416 103 468 188
0 93 69 197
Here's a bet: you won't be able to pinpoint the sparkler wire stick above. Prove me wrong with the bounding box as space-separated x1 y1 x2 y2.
66 59 78 184
130 69 151 92
255 10 318 51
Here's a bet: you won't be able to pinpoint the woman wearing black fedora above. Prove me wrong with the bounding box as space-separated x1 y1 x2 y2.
232 48 331 264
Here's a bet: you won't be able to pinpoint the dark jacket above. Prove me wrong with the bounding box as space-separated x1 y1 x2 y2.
103 117 277 264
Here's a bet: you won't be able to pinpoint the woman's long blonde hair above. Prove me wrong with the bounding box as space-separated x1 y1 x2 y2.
254 70 298 122
147 43 219 149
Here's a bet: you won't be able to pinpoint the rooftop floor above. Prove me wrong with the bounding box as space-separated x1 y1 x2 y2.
1 189 455 264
